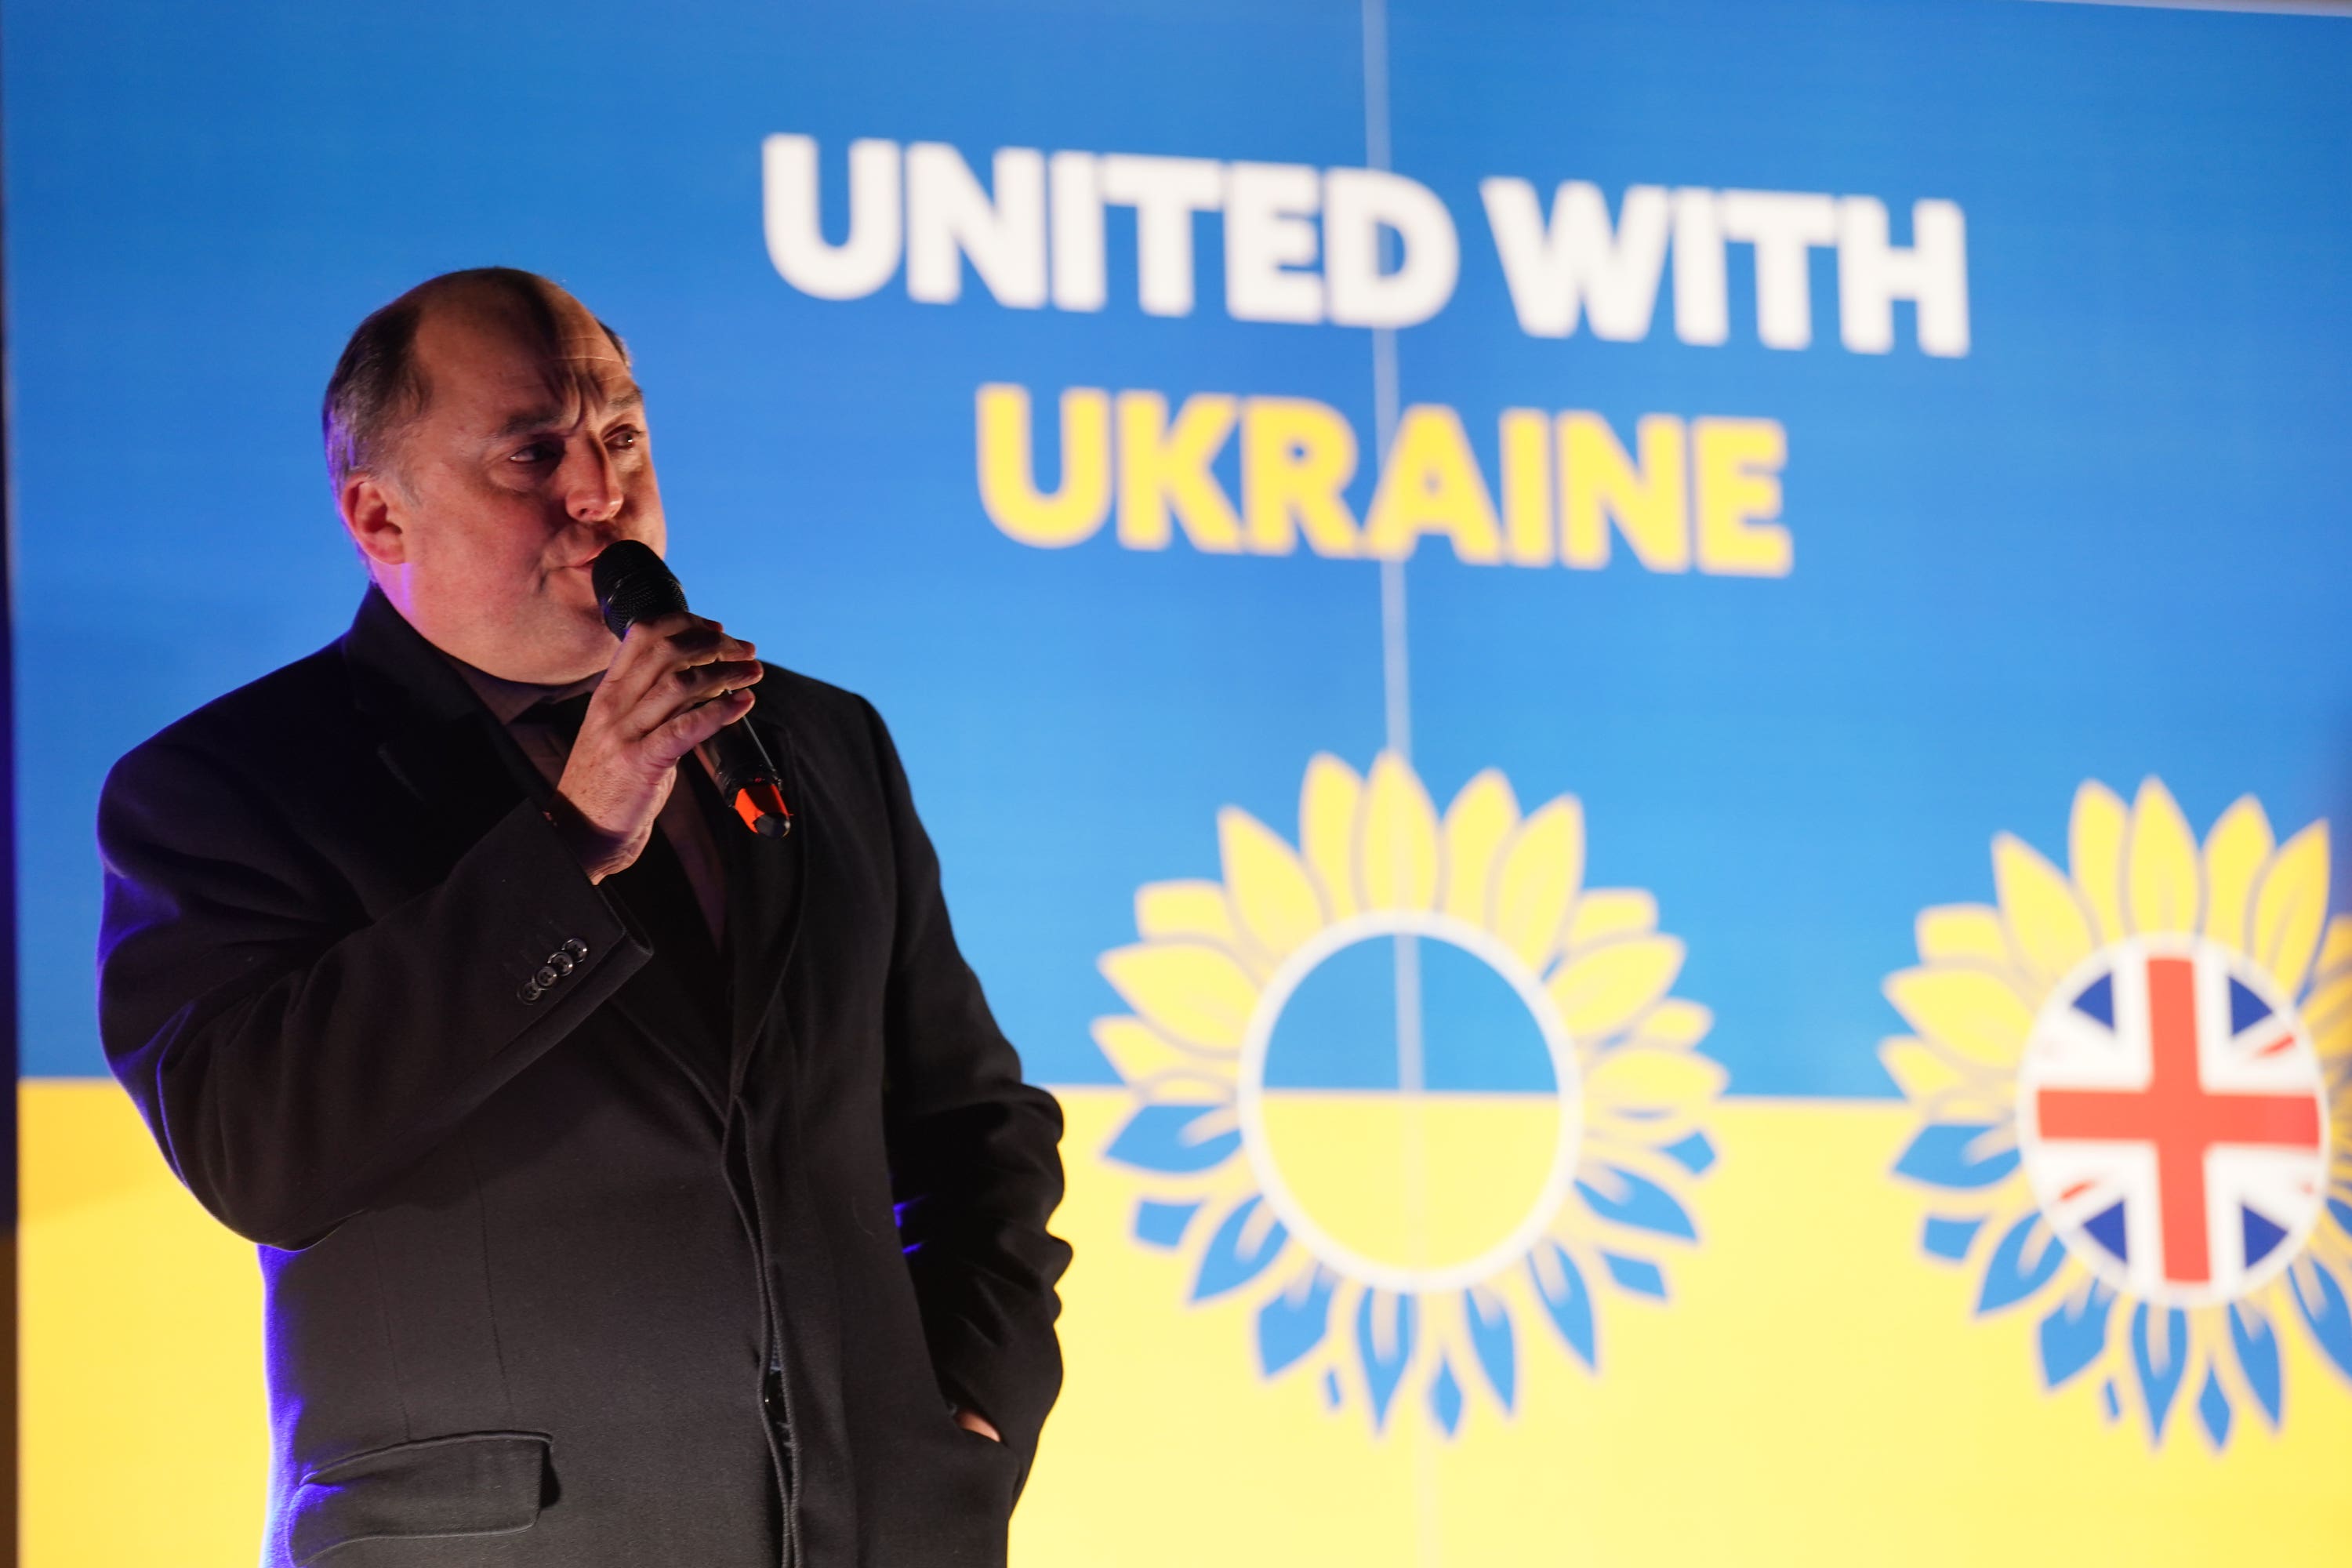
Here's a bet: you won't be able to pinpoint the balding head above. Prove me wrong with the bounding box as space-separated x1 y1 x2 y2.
322 267 629 493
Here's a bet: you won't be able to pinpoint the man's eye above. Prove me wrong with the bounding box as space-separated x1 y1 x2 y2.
509 443 556 465
608 427 641 450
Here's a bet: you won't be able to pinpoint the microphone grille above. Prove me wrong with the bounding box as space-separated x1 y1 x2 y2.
591 540 688 637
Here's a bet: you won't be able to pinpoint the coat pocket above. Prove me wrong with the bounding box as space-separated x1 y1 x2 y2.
288 1431 551 1566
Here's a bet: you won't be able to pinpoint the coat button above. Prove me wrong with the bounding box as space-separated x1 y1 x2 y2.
535 965 561 988
563 938 589 961
549 952 575 977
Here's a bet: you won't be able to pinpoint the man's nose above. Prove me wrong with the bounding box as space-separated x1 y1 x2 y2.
560 439 624 524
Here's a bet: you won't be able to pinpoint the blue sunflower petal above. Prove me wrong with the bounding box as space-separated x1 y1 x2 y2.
1577 1167 1697 1241
1356 1290 1417 1430
2038 1279 2113 1390
1132 1199 1201 1249
1922 1215 1984 1261
2229 1304 2283 1428
1601 1252 1668 1298
1661 1131 1717 1174
1191 1196 1287 1302
1976 1212 2065 1315
2131 1304 2189 1443
1894 1123 2020 1191
2196 1367 2232 1450
1429 1359 1465 1437
2289 1258 2352 1381
1465 1287 1517 1410
1255 1265 1337 1377
2328 1198 2352 1239
1529 1243 1597 1370
1104 1103 1240 1174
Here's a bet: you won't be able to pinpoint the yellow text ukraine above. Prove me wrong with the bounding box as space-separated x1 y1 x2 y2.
976 383 1791 575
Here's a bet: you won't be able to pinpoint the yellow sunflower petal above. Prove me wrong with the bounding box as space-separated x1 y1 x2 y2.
1625 998 1713 1050
1993 833 2097 987
1548 935 1685 1041
1915 904 2014 971
1300 754 1365 920
1218 808 1324 964
1586 1046 1727 1115
1098 940 1261 1052
1359 750 1440 912
2303 968 2352 1056
2125 777 2201 936
1091 1015 1240 1086
1137 880 1245 950
1565 889 1659 952
2200 797 2276 955
1492 797 1585 971
2069 780 2129 944
2251 820 2331 1000
1878 1036 1976 1103
2314 916 2352 985
1883 965 2035 1069
1440 769 1518 925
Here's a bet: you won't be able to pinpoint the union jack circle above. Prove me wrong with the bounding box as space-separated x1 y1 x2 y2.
2018 937 2328 1309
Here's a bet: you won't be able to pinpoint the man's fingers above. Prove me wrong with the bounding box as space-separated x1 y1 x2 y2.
667 656 765 695
644 613 753 657
634 658 762 736
648 687 756 762
655 623 757 665
604 613 757 708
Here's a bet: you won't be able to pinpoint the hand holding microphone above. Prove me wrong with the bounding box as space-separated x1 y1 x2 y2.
550 542 789 883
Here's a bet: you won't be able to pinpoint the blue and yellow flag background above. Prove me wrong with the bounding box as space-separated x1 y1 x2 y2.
12 0 2352 1562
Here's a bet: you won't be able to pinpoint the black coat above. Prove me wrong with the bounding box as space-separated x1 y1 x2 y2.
96 586 1070 1567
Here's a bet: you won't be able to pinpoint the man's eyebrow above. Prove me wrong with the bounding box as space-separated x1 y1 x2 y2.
490 386 645 441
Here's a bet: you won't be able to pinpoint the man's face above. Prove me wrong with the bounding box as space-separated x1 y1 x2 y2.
340 285 665 683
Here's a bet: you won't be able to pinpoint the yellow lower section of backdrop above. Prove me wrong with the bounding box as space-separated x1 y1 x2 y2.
23 1080 2352 1566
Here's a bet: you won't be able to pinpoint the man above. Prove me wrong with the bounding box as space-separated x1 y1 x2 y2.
96 267 1069 1567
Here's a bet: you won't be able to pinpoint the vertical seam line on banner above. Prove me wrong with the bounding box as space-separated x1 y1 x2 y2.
1363 2 1409 768
1362 4 1442 1566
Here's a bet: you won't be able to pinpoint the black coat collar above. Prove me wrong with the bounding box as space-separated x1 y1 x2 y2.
344 586 549 841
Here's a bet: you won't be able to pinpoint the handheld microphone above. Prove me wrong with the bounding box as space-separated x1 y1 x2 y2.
591 540 793 839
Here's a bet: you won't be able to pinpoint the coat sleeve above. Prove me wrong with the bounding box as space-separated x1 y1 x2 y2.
96 734 649 1249
864 701 1073 1472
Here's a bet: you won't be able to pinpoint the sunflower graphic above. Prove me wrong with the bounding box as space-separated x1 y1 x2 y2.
1882 778 2352 1448
1094 750 1724 1436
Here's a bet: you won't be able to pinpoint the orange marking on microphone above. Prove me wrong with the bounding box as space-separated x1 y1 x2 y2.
734 779 793 837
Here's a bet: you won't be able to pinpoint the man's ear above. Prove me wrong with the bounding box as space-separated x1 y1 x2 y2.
341 471 407 568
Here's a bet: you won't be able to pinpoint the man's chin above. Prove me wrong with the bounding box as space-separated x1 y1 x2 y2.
466 596 616 684
556 600 619 659
539 569 611 622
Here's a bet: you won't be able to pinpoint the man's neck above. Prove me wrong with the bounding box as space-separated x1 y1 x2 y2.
438 649 604 724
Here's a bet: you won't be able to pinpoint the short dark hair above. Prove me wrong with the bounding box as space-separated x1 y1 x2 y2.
321 267 629 493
